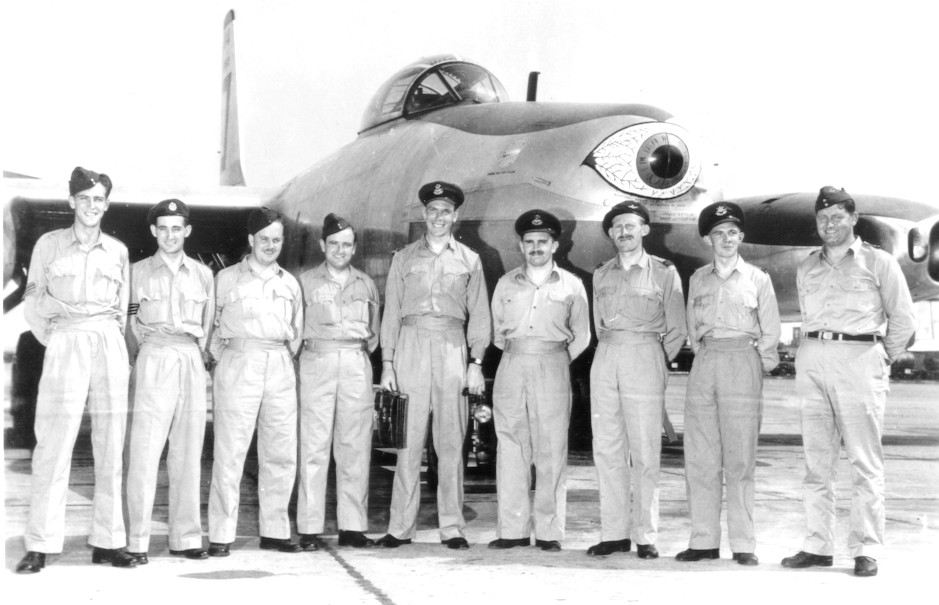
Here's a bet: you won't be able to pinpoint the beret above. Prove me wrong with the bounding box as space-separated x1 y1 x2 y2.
815 186 855 212
515 209 561 238
148 198 189 225
602 201 650 234
247 206 284 236
322 212 352 238
697 201 744 237
69 166 112 197
418 181 464 208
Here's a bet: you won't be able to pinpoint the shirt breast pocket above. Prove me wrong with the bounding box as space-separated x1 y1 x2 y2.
180 282 209 325
546 290 571 320
47 256 81 300
625 286 659 320
92 264 123 305
692 293 715 327
596 285 620 325
501 293 526 325
442 262 469 294
726 290 758 329
347 295 375 326
404 262 431 290
310 288 339 324
846 279 880 313
138 285 170 324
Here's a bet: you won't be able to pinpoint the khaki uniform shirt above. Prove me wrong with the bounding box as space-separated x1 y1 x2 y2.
797 237 916 362
380 235 491 362
24 227 129 345
593 249 686 360
491 263 591 361
210 257 303 358
129 253 215 351
300 263 380 353
687 256 781 372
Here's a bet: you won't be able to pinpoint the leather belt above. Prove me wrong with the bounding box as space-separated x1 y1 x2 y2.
504 339 567 355
804 331 879 343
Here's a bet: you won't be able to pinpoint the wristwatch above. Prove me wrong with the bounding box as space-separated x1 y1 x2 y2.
468 356 483 366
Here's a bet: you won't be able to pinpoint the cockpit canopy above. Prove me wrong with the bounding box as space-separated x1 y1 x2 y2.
359 55 509 133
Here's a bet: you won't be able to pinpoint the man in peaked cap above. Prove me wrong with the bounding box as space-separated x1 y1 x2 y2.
296 214 381 550
207 207 304 556
782 187 915 577
125 199 215 563
676 201 780 566
377 181 491 549
587 200 686 560
17 167 136 573
488 210 590 552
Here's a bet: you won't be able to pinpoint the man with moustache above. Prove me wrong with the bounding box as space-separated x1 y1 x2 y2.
676 202 780 566
296 214 380 551
17 167 136 573
587 201 686 560
125 199 215 564
487 210 590 552
207 207 303 556
781 187 915 577
377 181 491 550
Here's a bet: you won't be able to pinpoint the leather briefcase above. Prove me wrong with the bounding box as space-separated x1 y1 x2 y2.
374 389 408 449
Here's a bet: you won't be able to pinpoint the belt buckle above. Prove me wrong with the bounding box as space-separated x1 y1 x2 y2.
820 331 833 340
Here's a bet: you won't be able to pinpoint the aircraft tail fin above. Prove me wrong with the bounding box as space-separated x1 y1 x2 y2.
220 9 246 186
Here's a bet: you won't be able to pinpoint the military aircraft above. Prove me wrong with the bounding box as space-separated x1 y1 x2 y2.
5 9 939 346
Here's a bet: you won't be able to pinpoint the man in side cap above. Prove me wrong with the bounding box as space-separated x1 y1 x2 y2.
487 210 590 552
377 181 491 550
782 187 915 577
676 202 780 566
587 201 685 560
17 167 136 573
296 214 381 550
207 207 303 556
125 199 215 563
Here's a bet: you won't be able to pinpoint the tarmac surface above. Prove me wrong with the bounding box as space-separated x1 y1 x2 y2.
3 374 938 604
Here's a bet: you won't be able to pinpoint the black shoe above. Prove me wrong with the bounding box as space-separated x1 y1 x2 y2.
91 547 138 568
488 538 530 550
675 548 720 562
127 551 150 565
535 540 561 552
16 551 45 573
169 548 208 560
208 543 231 557
854 556 878 577
259 537 302 553
733 552 759 566
637 544 659 559
441 537 469 550
586 539 631 556
781 551 833 568
338 531 375 548
376 534 412 548
299 534 324 551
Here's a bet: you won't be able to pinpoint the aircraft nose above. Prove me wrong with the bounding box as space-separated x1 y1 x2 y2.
585 121 700 200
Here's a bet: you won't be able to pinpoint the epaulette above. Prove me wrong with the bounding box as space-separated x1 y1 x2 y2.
650 254 673 267
861 240 881 250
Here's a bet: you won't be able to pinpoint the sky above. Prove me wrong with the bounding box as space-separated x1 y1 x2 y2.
3 0 938 204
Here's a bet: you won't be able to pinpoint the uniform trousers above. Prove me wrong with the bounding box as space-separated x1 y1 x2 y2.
387 319 467 541
683 337 762 553
298 342 373 534
589 334 666 545
208 340 297 543
25 321 129 552
795 339 889 559
126 335 207 552
493 341 571 542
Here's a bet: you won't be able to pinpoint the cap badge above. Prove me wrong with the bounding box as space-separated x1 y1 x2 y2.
715 205 727 216
628 203 638 209
168 201 177 212
532 214 543 226
433 184 443 195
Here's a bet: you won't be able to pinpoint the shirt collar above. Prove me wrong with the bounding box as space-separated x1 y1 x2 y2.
313 261 362 284
63 226 110 251
154 252 191 273
616 249 650 271
513 263 561 285
421 234 457 252
239 255 282 278
705 255 746 277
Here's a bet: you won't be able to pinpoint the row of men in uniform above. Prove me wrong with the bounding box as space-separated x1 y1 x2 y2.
15 167 915 580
